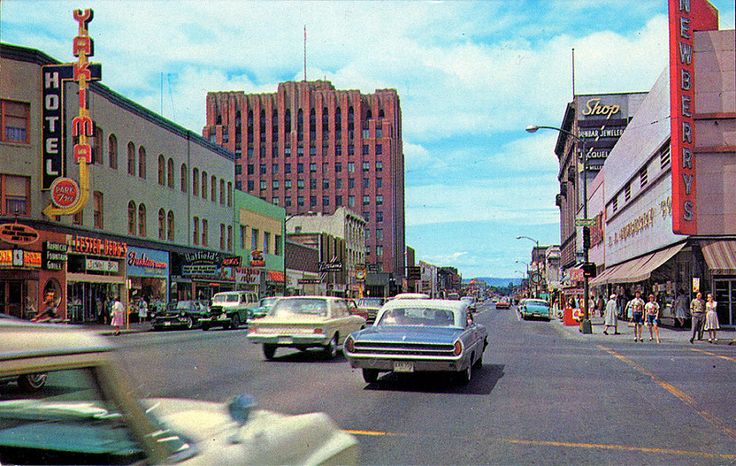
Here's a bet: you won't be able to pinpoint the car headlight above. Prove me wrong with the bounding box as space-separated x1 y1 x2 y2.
345 336 355 353
453 340 463 356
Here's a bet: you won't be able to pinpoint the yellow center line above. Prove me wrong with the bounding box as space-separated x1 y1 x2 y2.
690 347 736 363
343 430 736 460
598 345 736 440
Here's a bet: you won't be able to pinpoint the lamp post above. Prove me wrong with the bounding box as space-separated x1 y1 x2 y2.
526 124 592 334
516 236 541 298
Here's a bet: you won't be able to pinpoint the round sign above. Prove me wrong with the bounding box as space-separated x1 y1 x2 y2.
50 178 80 208
356 269 366 280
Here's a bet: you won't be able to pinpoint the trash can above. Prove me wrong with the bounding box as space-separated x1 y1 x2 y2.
563 307 578 326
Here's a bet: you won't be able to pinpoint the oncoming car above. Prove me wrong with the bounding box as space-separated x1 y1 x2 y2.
0 320 359 465
344 299 488 384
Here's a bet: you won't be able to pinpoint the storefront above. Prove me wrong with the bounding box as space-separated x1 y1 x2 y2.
701 240 736 327
126 246 169 315
172 251 234 302
65 234 127 323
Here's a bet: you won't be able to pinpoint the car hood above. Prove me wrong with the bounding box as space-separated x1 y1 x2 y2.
251 316 331 325
144 398 358 465
351 326 465 344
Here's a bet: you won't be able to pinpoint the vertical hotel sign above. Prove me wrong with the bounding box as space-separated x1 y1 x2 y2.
42 9 102 217
668 0 718 234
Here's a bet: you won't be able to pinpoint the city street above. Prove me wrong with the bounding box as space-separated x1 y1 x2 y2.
114 303 736 465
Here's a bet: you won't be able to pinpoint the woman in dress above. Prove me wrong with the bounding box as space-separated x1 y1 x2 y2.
110 296 125 336
704 293 720 343
603 293 618 335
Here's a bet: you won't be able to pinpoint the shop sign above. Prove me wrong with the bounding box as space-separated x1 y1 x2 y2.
235 266 260 285
71 235 127 258
85 258 119 272
0 223 40 246
184 251 222 264
127 246 168 278
49 177 80 208
43 241 68 270
222 256 241 267
182 264 218 275
579 98 621 120
0 250 41 268
319 261 343 272
668 0 718 234
608 196 672 247
250 250 265 267
298 278 322 284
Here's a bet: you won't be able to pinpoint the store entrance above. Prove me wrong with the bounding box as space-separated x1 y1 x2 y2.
0 280 22 318
714 279 736 327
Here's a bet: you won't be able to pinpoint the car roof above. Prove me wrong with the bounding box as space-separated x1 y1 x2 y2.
382 299 468 312
392 293 430 299
0 321 112 361
277 295 344 302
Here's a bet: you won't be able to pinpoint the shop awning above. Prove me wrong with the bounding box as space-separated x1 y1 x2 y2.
701 240 736 275
591 242 686 285
267 270 285 283
589 264 622 286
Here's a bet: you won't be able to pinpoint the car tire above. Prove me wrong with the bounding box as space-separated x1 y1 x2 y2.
18 373 48 392
201 323 210 331
230 314 240 330
184 317 193 330
473 351 483 370
323 334 338 359
263 344 277 360
362 369 379 383
457 363 472 385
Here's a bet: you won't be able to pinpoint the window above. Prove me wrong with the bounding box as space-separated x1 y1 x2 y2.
297 179 305 189
285 163 292 174
335 162 342 173
272 164 279 174
167 211 175 241
376 195 383 206
227 182 232 206
251 228 259 250
73 210 83 226
260 180 267 190
158 155 165 185
127 201 136 234
0 175 30 216
247 164 254 175
376 144 382 155
363 195 370 205
323 179 330 189
260 164 267 175
612 197 619 213
211 175 216 201
202 172 208 199
247 180 254 191
220 179 225 204
310 196 317 206
264 232 271 254
323 196 330 206
297 196 304 206
363 178 370 188
376 211 383 222
158 209 166 240
660 146 671 169
348 178 355 189
348 162 355 173
376 177 383 188
138 204 147 237
1 99 30 143
624 184 631 202
348 195 355 207
310 179 317 189
138 146 146 179
376 128 383 138
362 144 369 155
108 134 118 169
640 167 648 187
376 161 383 172
193 217 199 245
363 212 370 222
240 225 247 249
192 168 199 196
336 145 342 156
127 142 136 176
376 228 383 241
310 163 317 173
202 219 208 246
297 163 304 173
376 245 384 257
336 179 342 189
365 228 370 239
227 225 232 251
272 180 280 189
180 164 188 192
275 235 282 255
93 191 103 229
285 180 292 189
220 223 225 250
168 158 175 188
336 195 343 206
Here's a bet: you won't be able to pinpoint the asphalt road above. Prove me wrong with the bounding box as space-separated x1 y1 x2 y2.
114 303 736 465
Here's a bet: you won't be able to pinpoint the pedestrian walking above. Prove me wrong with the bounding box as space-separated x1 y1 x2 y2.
111 296 125 336
645 293 661 343
704 293 720 343
673 291 689 328
138 297 148 322
603 293 618 335
629 291 646 342
689 292 706 344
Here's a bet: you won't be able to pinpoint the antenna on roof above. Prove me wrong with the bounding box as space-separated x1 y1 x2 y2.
303 25 307 82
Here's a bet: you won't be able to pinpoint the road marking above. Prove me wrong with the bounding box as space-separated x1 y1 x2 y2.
598 345 736 440
344 430 736 460
689 347 736 363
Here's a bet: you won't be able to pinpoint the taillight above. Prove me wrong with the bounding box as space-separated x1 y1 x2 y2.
453 340 463 356
248 327 257 334
314 328 324 334
345 336 355 353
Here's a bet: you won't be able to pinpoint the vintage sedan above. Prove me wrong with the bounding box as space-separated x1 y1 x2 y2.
495 298 511 309
0 319 359 465
519 298 551 321
152 300 208 331
344 299 488 384
356 297 386 324
247 296 366 360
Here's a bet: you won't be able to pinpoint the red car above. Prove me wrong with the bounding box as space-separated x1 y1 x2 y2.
495 299 511 309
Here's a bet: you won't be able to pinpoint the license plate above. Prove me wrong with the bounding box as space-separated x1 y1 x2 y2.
393 361 414 373
164 321 171 326
278 337 293 344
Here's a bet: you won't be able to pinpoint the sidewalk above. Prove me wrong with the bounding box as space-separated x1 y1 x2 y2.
80 320 153 336
552 313 736 346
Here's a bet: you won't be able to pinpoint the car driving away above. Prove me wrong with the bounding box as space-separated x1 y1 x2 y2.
343 299 488 385
495 298 511 309
518 298 552 321
0 319 359 465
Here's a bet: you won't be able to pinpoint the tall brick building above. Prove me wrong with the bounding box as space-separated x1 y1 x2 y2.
203 81 405 278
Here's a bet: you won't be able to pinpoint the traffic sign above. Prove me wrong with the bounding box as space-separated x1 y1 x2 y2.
575 218 596 226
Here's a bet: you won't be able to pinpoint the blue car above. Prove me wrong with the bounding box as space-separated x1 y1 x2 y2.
519 299 551 321
343 299 488 385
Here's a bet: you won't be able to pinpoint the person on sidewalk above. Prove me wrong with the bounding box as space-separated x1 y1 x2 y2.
629 291 646 342
673 291 689 329
138 297 148 322
111 296 125 336
704 293 720 343
645 293 661 343
689 292 706 344
603 293 618 335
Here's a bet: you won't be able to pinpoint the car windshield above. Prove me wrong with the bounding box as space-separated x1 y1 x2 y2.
270 298 328 317
377 307 457 327
167 301 192 311
357 298 384 307
212 294 239 303
260 298 278 307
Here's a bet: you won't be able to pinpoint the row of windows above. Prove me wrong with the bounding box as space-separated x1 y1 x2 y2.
609 144 671 216
257 178 384 191
236 141 384 160
269 194 385 210
192 216 233 251
239 225 282 256
0 99 30 144
0 174 30 216
244 161 384 176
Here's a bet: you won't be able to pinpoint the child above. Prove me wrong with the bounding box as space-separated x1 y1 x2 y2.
704 293 720 343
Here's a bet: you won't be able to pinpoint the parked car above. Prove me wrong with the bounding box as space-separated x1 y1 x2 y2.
247 296 366 360
356 297 385 324
253 296 279 319
495 298 511 309
152 300 208 330
0 319 359 465
200 291 259 330
460 296 477 312
519 298 551 321
393 293 430 300
344 299 488 384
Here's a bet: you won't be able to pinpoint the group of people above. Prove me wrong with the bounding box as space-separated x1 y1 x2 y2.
599 290 721 343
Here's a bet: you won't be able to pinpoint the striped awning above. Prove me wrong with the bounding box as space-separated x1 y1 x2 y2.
701 240 736 275
589 242 686 285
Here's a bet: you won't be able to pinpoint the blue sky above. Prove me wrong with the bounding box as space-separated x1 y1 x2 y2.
2 1 734 279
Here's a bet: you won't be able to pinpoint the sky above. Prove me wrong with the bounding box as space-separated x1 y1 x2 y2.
1 0 734 279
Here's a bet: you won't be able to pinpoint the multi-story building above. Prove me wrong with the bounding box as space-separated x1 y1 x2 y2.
419 261 439 298
287 231 348 296
202 80 405 281
1 42 235 320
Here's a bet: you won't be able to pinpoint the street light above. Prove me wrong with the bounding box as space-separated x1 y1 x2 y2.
525 124 592 334
516 237 542 298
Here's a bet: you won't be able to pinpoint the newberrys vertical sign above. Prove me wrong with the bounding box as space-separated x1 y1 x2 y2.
668 0 718 235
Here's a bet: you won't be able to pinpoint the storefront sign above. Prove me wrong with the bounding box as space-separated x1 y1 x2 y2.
250 250 265 267
0 250 41 268
222 256 241 267
182 264 218 275
127 246 168 278
235 266 260 285
298 278 322 285
608 196 673 247
668 0 718 234
0 223 40 245
43 241 68 270
49 177 80 208
692 277 700 292
71 235 127 258
580 98 621 120
86 258 119 272
181 251 227 279
24 251 42 268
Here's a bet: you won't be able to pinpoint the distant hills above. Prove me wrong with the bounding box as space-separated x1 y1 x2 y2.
464 277 522 287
